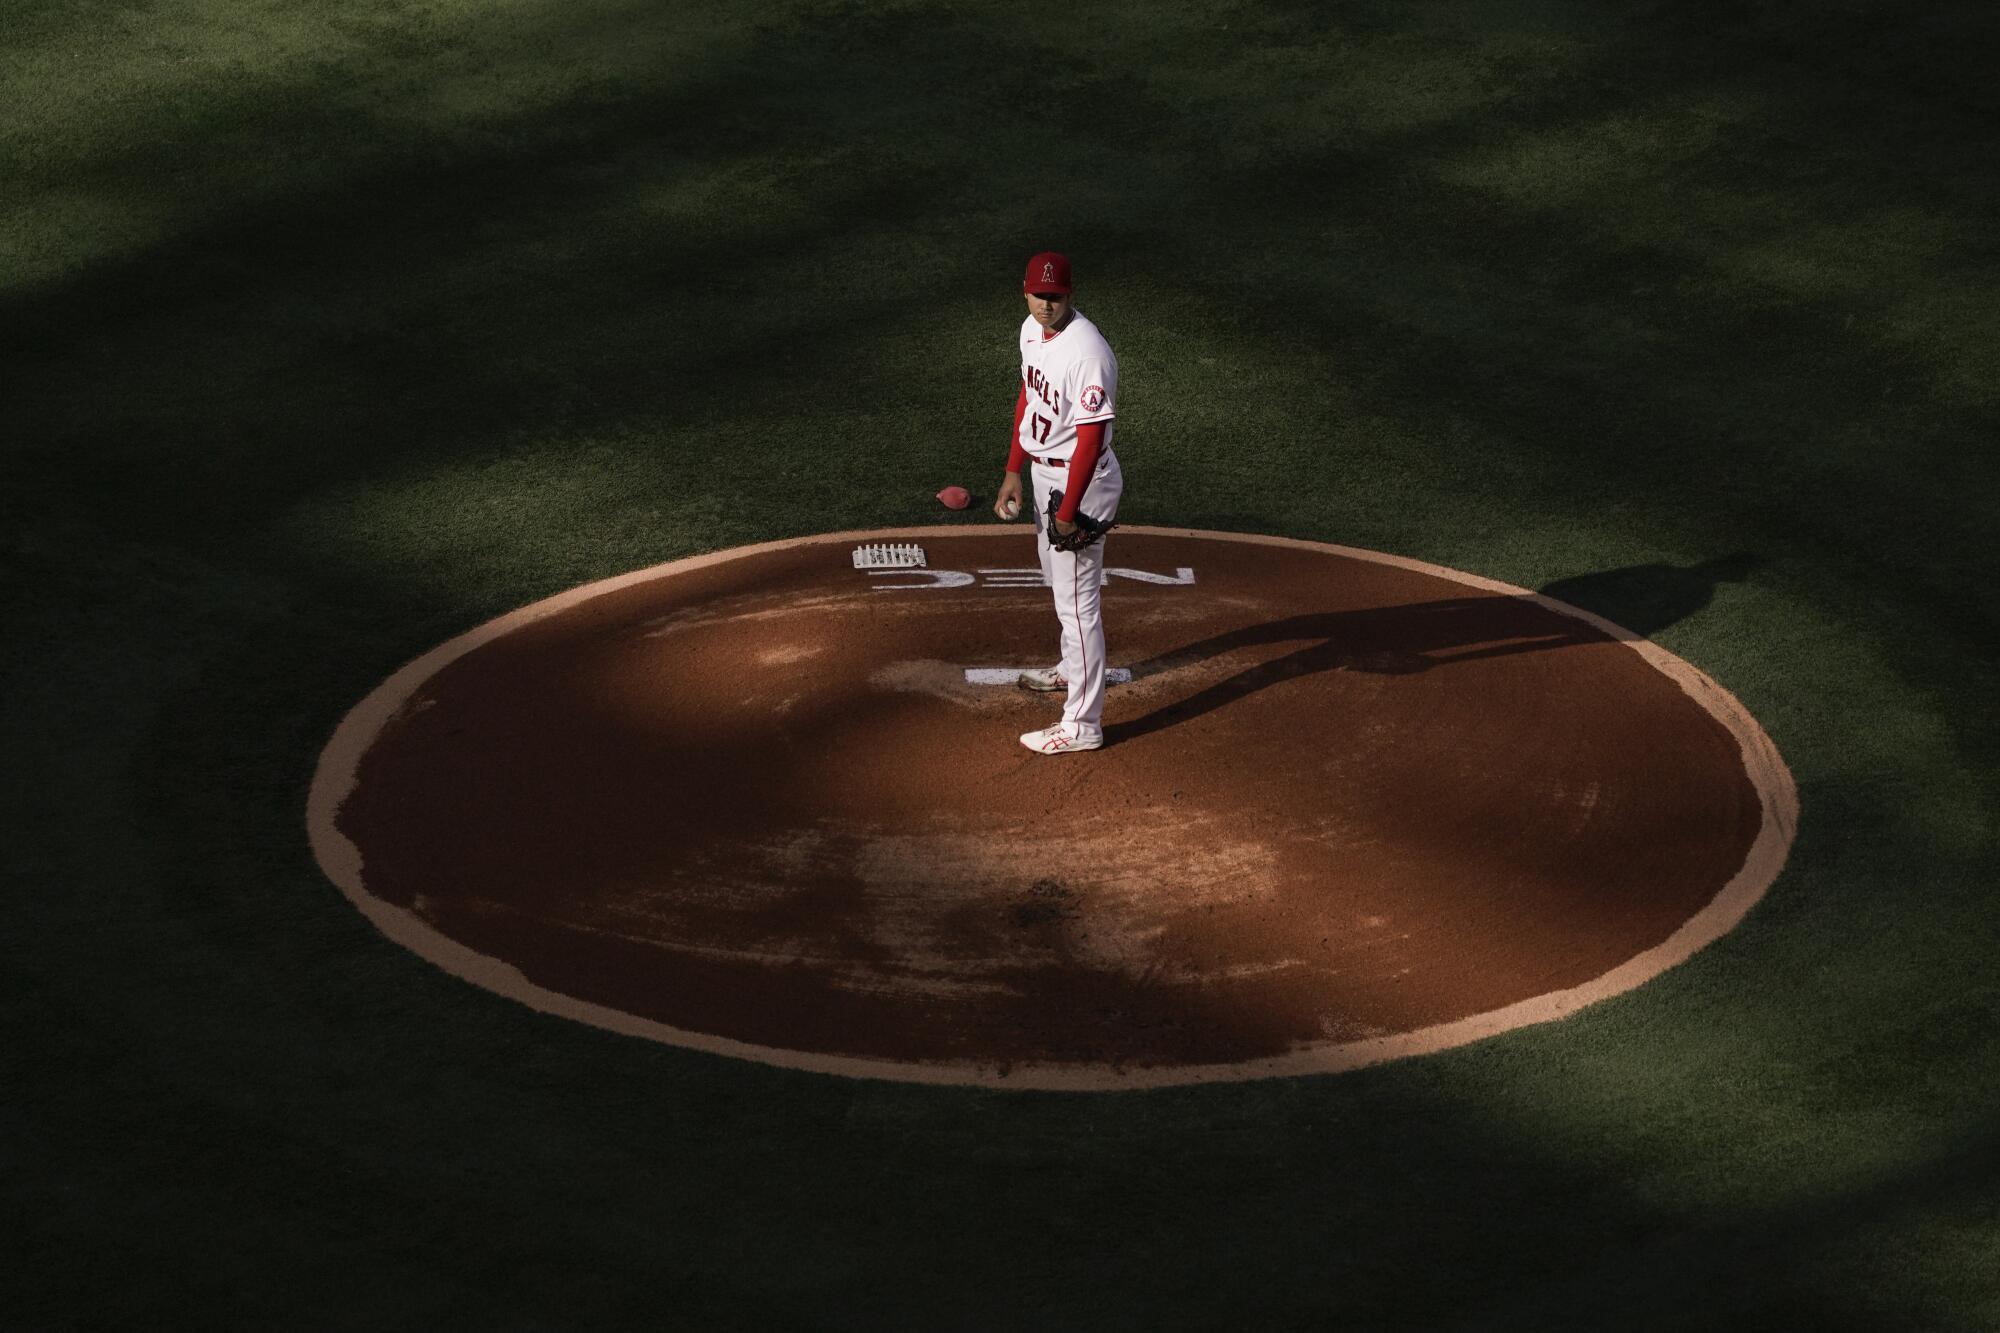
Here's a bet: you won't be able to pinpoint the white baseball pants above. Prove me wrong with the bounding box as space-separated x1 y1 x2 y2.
1030 448 1124 738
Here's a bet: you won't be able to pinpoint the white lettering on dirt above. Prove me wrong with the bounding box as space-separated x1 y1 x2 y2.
1106 567 1196 585
868 570 977 590
976 569 1049 588
864 567 1196 591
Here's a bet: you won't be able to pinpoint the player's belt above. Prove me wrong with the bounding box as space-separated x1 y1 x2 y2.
1029 447 1113 469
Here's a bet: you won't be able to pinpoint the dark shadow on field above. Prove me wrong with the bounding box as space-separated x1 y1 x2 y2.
9 0 1999 1328
1539 552 1765 638
1110 554 1760 743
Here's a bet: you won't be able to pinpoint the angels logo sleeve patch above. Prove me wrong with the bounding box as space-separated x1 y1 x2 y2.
1067 352 1117 423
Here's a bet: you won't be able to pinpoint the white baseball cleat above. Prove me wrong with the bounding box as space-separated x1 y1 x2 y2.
1019 723 1103 755
1016 667 1067 692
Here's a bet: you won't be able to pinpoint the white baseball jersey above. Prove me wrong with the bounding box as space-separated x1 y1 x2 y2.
1017 310 1118 464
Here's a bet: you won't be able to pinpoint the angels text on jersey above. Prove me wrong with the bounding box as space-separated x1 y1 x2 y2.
1025 364 1063 416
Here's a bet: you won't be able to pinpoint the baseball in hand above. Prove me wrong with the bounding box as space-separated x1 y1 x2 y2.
1001 498 1020 519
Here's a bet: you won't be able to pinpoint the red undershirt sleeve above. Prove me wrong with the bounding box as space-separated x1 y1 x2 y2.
1057 421 1105 521
1006 384 1028 473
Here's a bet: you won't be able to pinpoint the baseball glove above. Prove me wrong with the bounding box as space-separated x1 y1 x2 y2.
1045 488 1115 553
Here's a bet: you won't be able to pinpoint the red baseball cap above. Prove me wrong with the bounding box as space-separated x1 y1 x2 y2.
1023 252 1072 295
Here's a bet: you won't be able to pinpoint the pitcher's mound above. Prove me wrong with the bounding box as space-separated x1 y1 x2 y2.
310 528 1794 1089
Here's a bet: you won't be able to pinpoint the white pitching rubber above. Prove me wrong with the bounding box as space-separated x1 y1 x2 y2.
965 667 1132 686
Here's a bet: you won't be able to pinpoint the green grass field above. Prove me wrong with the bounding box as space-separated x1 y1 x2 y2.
6 0 1998 1327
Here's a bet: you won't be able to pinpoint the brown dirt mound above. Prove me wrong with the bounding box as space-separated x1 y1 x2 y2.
310 528 1794 1089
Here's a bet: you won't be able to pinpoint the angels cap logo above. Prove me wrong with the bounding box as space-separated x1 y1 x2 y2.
1023 251 1072 295
1082 385 1105 412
